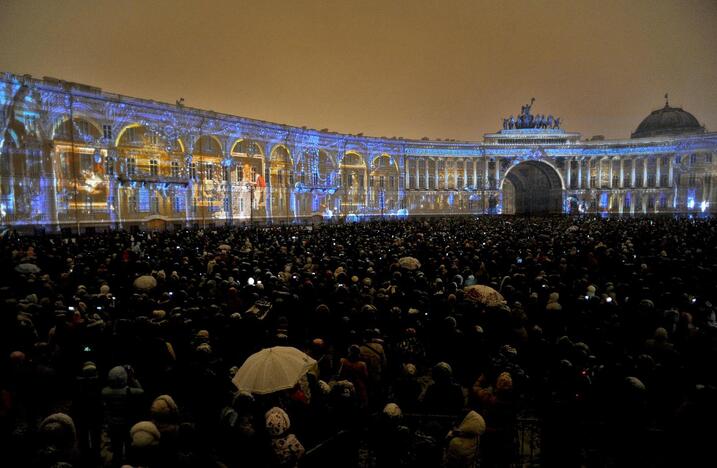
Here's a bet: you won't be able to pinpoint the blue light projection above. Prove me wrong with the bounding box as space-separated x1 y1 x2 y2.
1 71 715 230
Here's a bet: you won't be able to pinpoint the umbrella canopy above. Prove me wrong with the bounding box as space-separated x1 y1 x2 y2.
15 263 41 274
464 284 506 306
133 275 157 290
398 256 421 271
232 346 316 395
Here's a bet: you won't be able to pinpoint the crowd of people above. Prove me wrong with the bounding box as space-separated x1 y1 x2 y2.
1 216 716 467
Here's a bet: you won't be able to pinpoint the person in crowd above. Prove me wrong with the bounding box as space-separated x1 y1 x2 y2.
0 216 715 467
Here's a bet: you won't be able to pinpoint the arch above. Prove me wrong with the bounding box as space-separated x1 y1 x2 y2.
341 150 366 169
501 160 564 215
193 134 224 156
51 115 103 141
269 144 293 165
230 138 265 157
370 153 399 172
114 123 142 147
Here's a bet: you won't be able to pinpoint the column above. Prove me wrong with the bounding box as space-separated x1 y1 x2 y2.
463 159 468 186
495 158 500 187
619 159 625 188
425 158 429 189
597 159 603 189
577 158 582 189
472 158 478 188
405 159 411 189
415 158 420 190
608 158 614 188
668 157 674 186
435 158 439 190
444 160 449 188
655 156 661 188
566 158 572 189
643 158 648 188
631 159 636 187
586 159 591 189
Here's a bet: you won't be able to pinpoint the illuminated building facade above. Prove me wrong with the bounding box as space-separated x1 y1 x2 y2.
1 72 716 231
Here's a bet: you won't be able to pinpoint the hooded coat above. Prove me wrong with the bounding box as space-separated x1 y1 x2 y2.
445 410 486 467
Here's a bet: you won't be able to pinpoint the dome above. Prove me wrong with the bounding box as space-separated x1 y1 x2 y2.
631 100 705 139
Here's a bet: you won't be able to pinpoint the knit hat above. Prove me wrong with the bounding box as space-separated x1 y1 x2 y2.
39 413 77 448
496 372 513 392
383 403 402 419
130 421 161 448
402 363 417 377
108 366 128 388
265 407 291 436
317 380 331 396
82 361 98 377
150 395 178 421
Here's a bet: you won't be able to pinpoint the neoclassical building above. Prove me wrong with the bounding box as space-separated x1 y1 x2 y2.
1 72 716 231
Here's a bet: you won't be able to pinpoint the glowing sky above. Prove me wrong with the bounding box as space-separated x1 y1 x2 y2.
1 0 715 141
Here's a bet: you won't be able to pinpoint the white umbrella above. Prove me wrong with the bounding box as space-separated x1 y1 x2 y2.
15 263 41 274
133 275 157 290
464 284 506 306
232 346 316 395
398 256 421 270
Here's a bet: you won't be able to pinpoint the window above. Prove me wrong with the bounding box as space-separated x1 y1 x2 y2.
688 174 696 186
251 167 256 182
205 163 214 180
690 154 697 165
127 158 136 176
312 171 319 186
173 195 185 213
189 162 197 180
146 132 159 146
358 174 364 188
707 154 713 164
647 175 655 187
171 161 180 178
128 194 138 213
105 156 114 176
102 124 112 140
149 159 159 176
237 166 244 182
624 193 631 210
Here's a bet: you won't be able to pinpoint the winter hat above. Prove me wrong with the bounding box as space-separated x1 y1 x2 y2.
130 421 161 448
496 372 513 392
265 407 291 436
108 366 128 388
100 284 111 295
317 380 331 396
433 361 453 379
39 413 77 448
150 395 178 421
82 361 98 377
383 403 402 419
654 327 668 341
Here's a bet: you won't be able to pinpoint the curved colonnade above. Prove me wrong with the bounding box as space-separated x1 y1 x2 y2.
1 73 717 231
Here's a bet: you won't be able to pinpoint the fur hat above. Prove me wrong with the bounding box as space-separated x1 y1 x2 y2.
150 395 178 421
39 413 77 448
82 361 98 377
265 407 291 436
383 403 402 419
130 421 161 448
496 372 513 392
108 366 128 388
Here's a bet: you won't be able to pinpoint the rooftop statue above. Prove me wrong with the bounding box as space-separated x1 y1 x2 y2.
503 98 561 130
